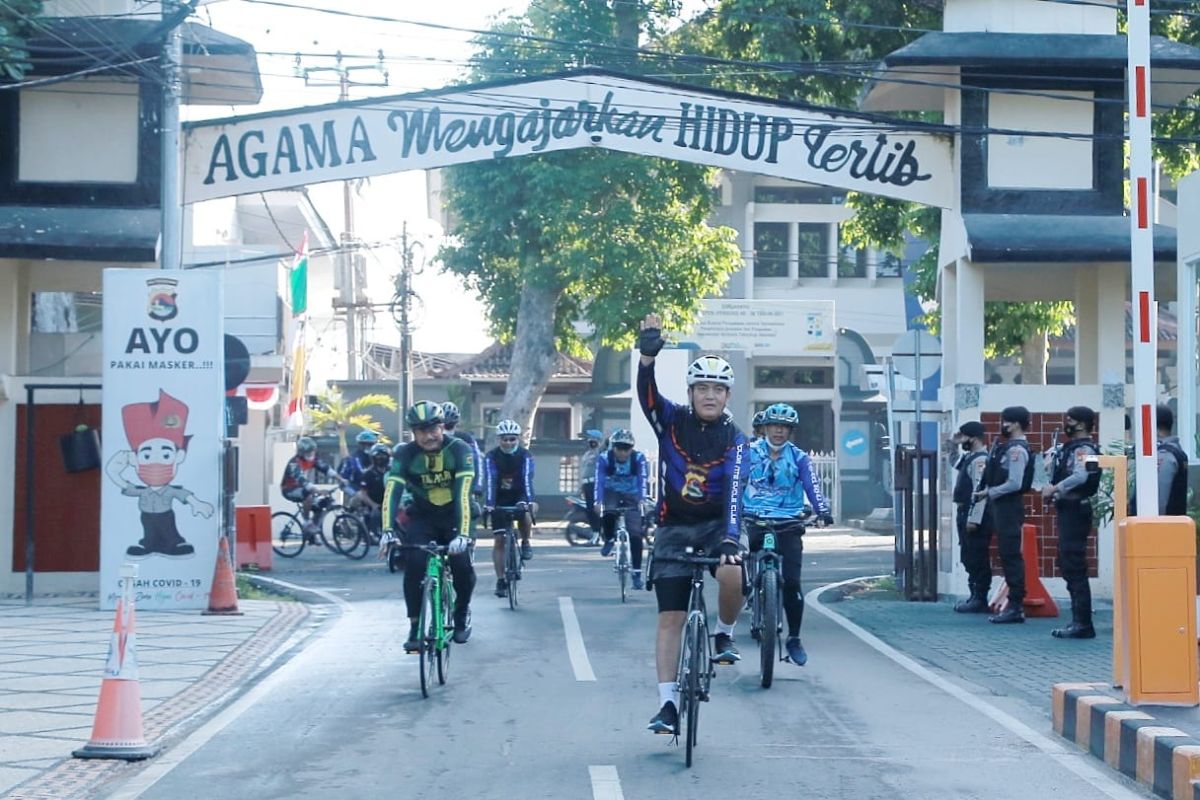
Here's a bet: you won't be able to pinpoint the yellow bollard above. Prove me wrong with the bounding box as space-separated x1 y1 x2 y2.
1098 456 1129 688
1117 516 1198 707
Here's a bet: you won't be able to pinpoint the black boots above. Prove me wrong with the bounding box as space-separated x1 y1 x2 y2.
1052 597 1095 639
954 591 989 613
989 603 1025 624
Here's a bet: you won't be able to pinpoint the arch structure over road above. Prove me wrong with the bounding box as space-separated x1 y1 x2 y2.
183 68 953 208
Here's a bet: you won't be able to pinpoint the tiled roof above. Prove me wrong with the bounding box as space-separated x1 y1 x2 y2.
443 342 593 380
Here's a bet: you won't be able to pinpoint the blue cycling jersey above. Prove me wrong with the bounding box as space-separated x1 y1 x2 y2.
637 360 746 543
742 438 830 520
596 449 649 504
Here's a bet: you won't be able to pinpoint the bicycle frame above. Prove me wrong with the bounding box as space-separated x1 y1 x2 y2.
423 550 455 653
751 530 783 639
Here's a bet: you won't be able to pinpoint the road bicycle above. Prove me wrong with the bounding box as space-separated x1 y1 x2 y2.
272 492 356 558
745 514 810 687
649 548 722 768
492 503 531 611
604 501 640 603
402 543 456 698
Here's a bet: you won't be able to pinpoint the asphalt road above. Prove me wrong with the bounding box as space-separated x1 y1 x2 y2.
102 530 1151 800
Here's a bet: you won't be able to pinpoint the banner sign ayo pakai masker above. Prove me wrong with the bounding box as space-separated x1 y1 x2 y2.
183 69 953 208
100 270 225 611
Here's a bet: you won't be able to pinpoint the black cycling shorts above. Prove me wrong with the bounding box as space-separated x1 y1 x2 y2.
649 520 726 613
489 507 527 534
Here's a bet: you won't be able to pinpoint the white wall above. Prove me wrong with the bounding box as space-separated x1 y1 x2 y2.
41 0 163 17
19 80 140 184
945 0 1116 34
987 93 1094 190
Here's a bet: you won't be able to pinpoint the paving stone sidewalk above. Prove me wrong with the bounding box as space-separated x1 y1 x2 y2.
0 595 319 800
821 585 1112 711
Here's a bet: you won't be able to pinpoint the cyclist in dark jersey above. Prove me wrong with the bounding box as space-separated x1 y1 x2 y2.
382 401 477 652
638 313 747 736
443 401 486 515
352 443 391 539
485 419 536 598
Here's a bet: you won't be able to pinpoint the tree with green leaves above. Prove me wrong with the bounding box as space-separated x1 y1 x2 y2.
307 389 397 457
439 1 741 436
0 0 42 81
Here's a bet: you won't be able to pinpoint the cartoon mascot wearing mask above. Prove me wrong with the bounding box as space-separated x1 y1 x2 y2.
105 390 214 558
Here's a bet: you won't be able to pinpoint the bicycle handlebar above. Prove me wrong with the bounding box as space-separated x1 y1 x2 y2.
399 543 450 555
652 554 724 567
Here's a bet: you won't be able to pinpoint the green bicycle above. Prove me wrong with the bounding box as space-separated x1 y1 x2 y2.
403 543 456 698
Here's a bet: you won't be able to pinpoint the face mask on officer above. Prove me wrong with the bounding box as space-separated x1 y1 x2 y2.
999 423 1012 438
960 439 975 452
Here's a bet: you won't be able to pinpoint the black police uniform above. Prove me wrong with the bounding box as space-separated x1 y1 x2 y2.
954 450 989 599
981 439 1034 606
1161 438 1189 515
1050 438 1101 624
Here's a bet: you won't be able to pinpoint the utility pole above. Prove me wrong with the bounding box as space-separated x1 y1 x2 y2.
391 225 423 432
297 51 388 381
160 16 184 270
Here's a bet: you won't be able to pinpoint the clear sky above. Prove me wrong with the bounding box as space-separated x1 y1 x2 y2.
195 0 526 354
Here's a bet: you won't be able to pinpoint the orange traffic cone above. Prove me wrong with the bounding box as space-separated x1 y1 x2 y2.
987 524 1060 617
203 536 243 616
74 564 158 760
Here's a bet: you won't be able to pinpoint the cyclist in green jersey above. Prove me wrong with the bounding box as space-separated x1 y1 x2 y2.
382 401 478 652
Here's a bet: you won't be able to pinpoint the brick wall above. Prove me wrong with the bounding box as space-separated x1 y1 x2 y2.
979 411 1098 579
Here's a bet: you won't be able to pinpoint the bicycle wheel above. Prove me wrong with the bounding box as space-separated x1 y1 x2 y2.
332 514 368 559
617 542 629 603
418 578 435 698
318 505 345 552
759 569 779 689
684 616 703 768
271 511 306 558
437 582 453 686
506 533 520 611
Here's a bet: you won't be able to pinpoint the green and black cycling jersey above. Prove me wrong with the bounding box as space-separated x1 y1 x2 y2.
382 436 475 535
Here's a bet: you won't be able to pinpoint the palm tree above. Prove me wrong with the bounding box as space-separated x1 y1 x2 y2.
307 389 398 457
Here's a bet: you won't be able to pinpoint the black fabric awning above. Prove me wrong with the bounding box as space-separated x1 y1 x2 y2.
964 214 1176 263
0 206 159 262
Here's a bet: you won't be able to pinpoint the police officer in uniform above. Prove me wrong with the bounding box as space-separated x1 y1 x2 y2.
1156 405 1189 515
952 421 990 613
1041 406 1101 639
972 406 1035 625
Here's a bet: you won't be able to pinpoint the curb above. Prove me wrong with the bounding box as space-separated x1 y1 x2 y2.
4 601 316 800
1052 683 1200 800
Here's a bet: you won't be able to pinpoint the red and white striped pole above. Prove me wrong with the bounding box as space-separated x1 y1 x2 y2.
1128 0 1158 516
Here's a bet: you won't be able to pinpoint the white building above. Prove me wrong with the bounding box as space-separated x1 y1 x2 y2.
0 2 260 595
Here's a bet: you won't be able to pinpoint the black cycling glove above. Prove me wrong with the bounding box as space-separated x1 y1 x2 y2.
714 539 740 559
638 327 665 357
818 513 835 527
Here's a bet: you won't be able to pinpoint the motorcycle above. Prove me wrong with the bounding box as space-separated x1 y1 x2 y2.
562 495 597 546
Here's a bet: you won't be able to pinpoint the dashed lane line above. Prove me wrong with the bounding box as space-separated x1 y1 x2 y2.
588 765 624 800
558 596 597 682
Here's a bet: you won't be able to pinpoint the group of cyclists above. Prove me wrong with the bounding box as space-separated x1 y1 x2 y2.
279 312 834 739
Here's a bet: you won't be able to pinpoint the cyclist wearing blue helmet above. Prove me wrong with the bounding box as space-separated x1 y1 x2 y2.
743 403 833 668
338 429 380 492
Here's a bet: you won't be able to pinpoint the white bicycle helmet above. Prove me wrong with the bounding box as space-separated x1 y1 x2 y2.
686 354 735 387
610 428 635 447
496 419 522 436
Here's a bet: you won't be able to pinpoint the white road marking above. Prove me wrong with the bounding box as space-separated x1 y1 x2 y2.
588 765 625 800
808 577 1146 800
558 596 597 682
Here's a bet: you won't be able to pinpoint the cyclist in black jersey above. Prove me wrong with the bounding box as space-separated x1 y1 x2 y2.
638 313 747 736
484 419 536 597
382 401 477 652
